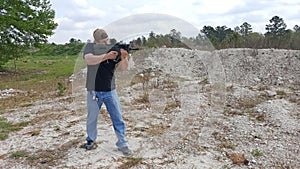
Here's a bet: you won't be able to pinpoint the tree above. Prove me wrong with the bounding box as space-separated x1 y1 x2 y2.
69 38 81 43
169 29 181 40
221 31 242 48
201 25 235 49
201 26 216 39
169 29 182 47
246 32 265 48
239 22 252 36
0 0 57 70
265 16 287 36
146 31 158 48
201 26 219 48
215 26 233 42
135 37 142 47
265 16 288 48
294 25 300 32
291 25 300 49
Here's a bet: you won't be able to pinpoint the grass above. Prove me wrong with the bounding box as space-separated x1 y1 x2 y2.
1 55 77 89
162 79 178 89
0 118 29 140
163 100 180 114
276 90 286 96
10 150 29 158
198 78 209 85
118 157 143 169
0 54 78 109
134 92 150 104
251 149 263 157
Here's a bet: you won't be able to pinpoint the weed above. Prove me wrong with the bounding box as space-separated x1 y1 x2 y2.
226 85 234 92
54 125 60 131
147 124 170 136
224 109 245 116
212 131 236 150
199 78 210 85
163 100 180 114
254 133 263 139
57 82 66 96
220 141 236 150
10 150 29 158
130 68 155 90
0 118 29 140
118 157 143 169
256 114 266 122
238 98 265 109
257 85 270 91
251 149 263 156
133 92 149 104
276 90 286 96
222 164 229 168
163 79 178 89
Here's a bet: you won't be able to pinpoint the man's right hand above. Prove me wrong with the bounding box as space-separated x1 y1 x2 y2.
105 51 118 60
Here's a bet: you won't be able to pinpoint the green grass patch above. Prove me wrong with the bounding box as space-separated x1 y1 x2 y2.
0 54 81 110
0 118 30 140
10 150 29 158
251 149 263 157
1 55 78 90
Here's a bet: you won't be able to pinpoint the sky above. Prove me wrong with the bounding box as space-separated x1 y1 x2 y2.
48 0 300 44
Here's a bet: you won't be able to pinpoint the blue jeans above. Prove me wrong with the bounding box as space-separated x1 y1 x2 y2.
86 91 100 142
86 90 128 148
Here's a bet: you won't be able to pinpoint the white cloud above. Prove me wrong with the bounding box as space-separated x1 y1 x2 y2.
104 13 199 41
80 7 106 18
48 0 300 43
71 0 88 7
55 17 74 31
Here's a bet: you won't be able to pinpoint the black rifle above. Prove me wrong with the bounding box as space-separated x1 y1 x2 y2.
108 42 139 62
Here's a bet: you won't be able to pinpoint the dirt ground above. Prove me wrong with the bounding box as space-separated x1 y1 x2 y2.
0 48 299 169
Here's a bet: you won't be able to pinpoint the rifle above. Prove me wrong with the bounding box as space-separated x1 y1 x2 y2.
108 42 139 62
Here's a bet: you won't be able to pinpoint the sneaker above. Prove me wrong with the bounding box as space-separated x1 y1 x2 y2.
118 146 132 156
85 140 95 150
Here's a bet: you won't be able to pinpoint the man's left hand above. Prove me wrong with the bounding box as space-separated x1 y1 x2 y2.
120 49 128 60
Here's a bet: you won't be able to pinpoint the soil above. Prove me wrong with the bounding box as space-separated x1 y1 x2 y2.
0 48 299 169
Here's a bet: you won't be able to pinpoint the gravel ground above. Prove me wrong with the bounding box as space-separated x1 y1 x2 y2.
0 48 299 169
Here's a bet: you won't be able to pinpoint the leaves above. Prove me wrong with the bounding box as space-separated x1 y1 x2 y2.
0 0 57 68
265 16 287 36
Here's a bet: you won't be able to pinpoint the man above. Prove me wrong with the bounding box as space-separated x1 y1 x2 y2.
83 28 132 156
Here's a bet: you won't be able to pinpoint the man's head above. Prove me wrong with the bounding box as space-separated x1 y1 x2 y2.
93 28 109 44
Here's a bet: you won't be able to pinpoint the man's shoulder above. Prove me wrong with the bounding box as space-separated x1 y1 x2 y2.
84 42 95 49
93 44 114 55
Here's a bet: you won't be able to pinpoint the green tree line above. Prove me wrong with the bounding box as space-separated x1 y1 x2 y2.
130 16 300 50
33 39 84 56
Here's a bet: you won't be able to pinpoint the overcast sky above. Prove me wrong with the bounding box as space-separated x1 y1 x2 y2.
48 0 300 44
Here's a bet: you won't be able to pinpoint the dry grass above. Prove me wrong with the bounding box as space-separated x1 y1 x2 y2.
117 157 143 169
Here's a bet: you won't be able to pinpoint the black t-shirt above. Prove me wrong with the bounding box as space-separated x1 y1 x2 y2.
84 43 119 91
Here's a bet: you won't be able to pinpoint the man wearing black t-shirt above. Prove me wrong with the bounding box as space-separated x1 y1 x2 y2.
83 28 131 155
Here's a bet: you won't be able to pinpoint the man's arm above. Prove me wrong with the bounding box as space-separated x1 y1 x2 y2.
84 51 118 65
